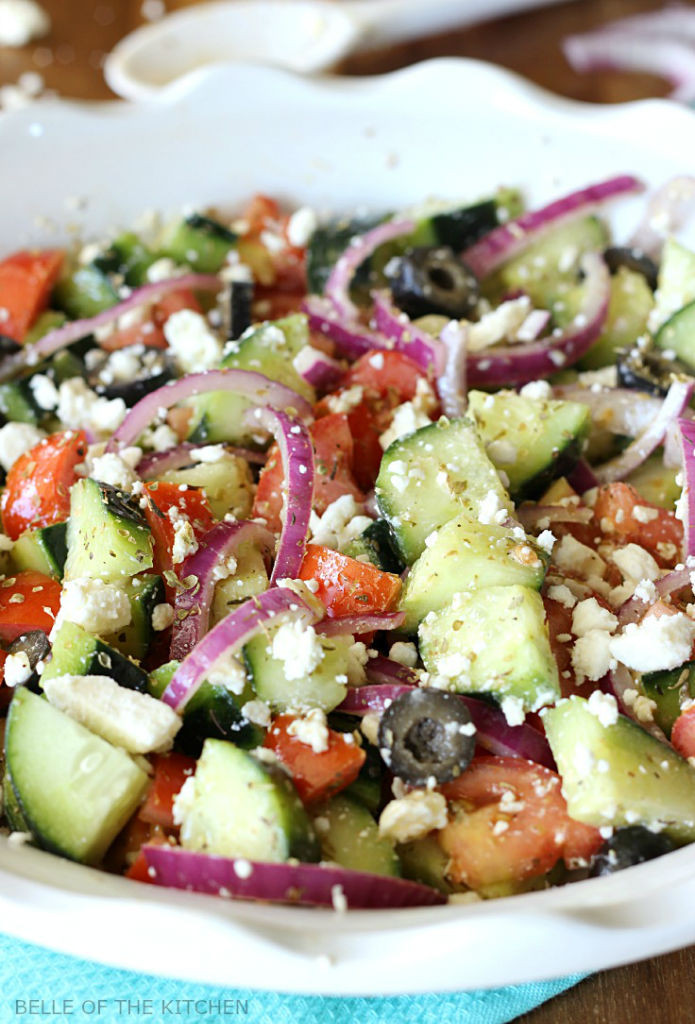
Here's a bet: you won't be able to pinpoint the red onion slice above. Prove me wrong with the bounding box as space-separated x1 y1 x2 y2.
436 320 468 417
365 654 420 688
371 290 445 375
594 379 694 484
316 611 405 636
567 459 599 494
461 177 642 280
243 407 314 585
170 521 275 661
466 252 611 387
517 504 594 530
161 587 320 712
679 417 695 559
293 347 345 392
137 442 266 479
303 295 383 359
0 273 221 384
554 386 664 438
105 369 312 453
141 845 445 908
618 566 693 627
325 218 415 321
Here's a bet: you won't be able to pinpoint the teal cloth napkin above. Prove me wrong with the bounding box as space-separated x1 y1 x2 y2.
0 932 584 1024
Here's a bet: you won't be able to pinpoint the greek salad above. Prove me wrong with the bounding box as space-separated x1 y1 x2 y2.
1 178 695 910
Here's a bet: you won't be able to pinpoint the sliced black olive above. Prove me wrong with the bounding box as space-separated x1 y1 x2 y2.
228 279 254 342
0 335 22 358
385 246 480 320
98 366 175 407
616 346 694 397
604 246 658 291
378 688 476 786
589 825 676 877
7 630 51 692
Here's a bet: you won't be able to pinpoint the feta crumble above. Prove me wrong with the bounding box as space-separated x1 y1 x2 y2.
378 789 448 844
270 619 324 680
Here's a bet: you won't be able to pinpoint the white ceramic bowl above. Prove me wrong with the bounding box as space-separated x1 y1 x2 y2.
2 59 695 994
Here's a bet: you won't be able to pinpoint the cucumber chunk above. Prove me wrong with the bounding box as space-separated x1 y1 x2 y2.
641 663 695 737
64 478 153 582
467 390 590 501
543 695 695 843
160 214 237 274
102 574 165 661
160 455 254 521
187 314 314 444
176 738 319 862
375 417 512 565
399 512 548 633
313 793 400 877
5 687 148 864
53 264 119 319
654 300 695 371
0 379 42 425
11 522 68 580
652 237 695 338
42 620 150 692
626 453 681 510
398 834 460 894
418 585 560 711
579 267 654 370
244 626 351 713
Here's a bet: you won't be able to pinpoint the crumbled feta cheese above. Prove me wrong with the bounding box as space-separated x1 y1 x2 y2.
389 641 418 668
324 385 364 415
142 423 179 451
519 379 552 400
610 613 695 673
308 494 372 552
168 508 198 565
547 583 577 609
346 639 369 685
42 674 181 753
378 790 448 843
56 378 127 439
242 699 272 728
286 206 318 248
287 708 329 753
378 401 431 450
189 444 229 464
163 310 223 373
571 598 618 638
477 489 508 526
553 534 606 581
621 688 658 724
468 296 532 351
611 543 660 583
0 422 45 471
270 619 324 680
500 695 525 727
0 0 49 46
633 578 658 604
572 630 616 683
3 650 32 687
536 530 556 555
58 577 131 636
360 711 381 746
90 451 139 491
331 883 347 913
586 690 619 727
151 603 175 631
145 257 181 283
29 373 59 411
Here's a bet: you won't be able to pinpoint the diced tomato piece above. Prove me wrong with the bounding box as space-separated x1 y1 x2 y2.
253 413 363 533
1 430 87 541
299 544 401 617
114 817 171 880
344 349 432 397
242 194 282 236
138 752 197 829
264 714 366 804
0 570 61 643
125 850 153 883
438 757 602 890
594 482 683 566
143 482 217 577
152 287 202 327
100 287 202 352
672 706 695 759
0 249 64 342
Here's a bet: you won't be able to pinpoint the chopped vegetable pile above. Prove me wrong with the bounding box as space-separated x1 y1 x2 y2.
3 179 695 911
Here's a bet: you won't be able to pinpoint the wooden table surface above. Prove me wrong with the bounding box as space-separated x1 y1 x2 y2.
0 1 693 1021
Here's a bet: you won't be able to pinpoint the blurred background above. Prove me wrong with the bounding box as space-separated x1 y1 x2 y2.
0 0 684 107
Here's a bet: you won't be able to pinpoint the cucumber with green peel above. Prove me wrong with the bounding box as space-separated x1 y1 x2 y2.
160 214 238 274
210 543 269 625
312 793 400 877
375 417 513 566
343 518 404 574
399 512 548 633
103 574 165 661
482 215 610 309
543 695 695 843
654 300 695 371
418 585 560 712
11 522 68 579
160 454 254 521
53 264 119 319
467 389 591 501
0 379 42 425
641 663 695 737
3 771 30 832
41 620 150 692
626 452 681 510
578 267 654 370
187 314 315 445
96 231 158 286
243 627 352 713
4 686 149 865
176 738 319 863
651 237 695 338
64 478 153 583
398 834 461 895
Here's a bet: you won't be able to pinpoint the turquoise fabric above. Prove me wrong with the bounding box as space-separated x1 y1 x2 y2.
0 932 584 1023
